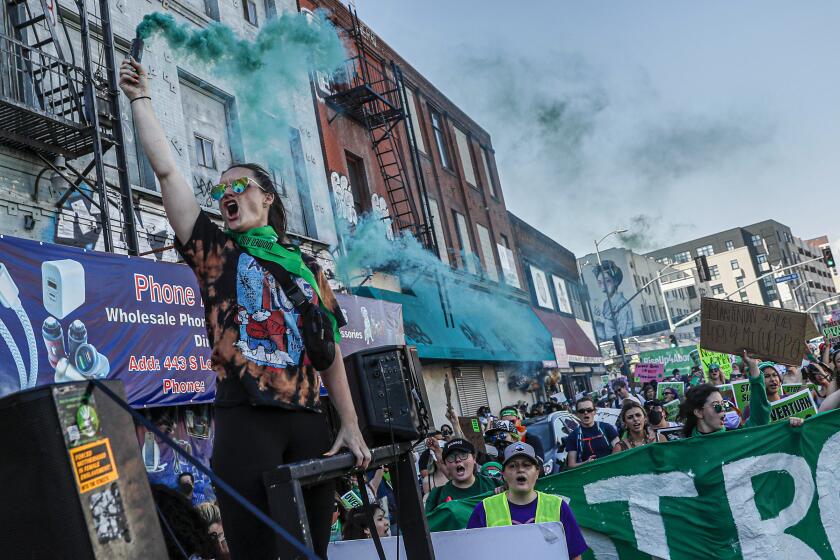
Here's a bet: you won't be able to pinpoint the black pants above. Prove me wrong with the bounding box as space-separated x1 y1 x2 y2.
212 405 334 559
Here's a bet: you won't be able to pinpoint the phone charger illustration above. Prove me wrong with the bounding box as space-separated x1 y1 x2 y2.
42 260 85 319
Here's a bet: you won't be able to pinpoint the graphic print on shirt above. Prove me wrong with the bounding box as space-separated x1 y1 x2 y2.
233 253 311 369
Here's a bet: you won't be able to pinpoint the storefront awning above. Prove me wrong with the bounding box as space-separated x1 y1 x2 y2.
354 281 553 363
532 308 603 364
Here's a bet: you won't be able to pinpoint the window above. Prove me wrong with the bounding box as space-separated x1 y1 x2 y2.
428 199 449 265
476 224 499 281
452 210 476 273
453 126 477 186
736 278 745 288
345 151 370 217
497 235 521 289
243 0 258 25
649 305 658 321
711 284 725 295
725 240 735 251
696 245 715 257
751 234 763 247
479 148 497 198
740 291 749 302
641 306 650 323
731 260 740 270
194 135 215 168
404 88 426 154
785 232 792 242
757 254 768 264
429 108 451 169
552 275 572 314
569 282 587 320
687 286 697 298
673 251 691 264
709 265 720 280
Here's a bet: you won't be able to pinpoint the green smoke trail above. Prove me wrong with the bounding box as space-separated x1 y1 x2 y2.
136 11 346 163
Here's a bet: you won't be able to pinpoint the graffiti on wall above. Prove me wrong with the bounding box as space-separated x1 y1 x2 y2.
330 171 357 225
371 193 395 241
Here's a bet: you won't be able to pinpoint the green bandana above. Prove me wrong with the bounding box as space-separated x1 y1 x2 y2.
227 226 340 343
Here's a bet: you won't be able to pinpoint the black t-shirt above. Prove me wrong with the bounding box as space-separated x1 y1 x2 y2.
566 422 618 462
176 212 336 409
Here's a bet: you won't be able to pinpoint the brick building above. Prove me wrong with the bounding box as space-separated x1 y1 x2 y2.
508 212 604 397
301 0 554 424
0 0 337 265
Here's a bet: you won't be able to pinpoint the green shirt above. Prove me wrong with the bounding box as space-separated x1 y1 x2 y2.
425 473 501 513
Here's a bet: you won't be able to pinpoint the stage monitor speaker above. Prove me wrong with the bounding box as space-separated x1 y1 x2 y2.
345 345 428 447
0 381 167 559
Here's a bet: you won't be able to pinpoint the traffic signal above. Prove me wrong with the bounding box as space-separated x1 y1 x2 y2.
669 334 678 348
823 247 835 268
695 255 711 282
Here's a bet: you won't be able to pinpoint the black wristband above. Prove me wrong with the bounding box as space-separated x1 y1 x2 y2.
130 96 151 104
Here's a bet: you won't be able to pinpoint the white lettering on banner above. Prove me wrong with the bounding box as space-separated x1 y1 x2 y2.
723 453 819 559
584 472 698 559
816 432 840 557
579 528 619 560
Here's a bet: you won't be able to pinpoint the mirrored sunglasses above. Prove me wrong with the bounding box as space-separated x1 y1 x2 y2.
210 176 262 201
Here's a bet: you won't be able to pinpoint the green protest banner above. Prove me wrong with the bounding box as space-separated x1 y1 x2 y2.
656 381 685 400
698 347 733 380
769 389 818 423
637 346 699 376
731 379 751 411
662 399 680 422
428 410 840 559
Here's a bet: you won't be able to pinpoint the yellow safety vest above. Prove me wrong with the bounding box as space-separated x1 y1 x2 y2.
482 491 562 527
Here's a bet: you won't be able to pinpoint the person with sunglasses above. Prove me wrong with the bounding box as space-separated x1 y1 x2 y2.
424 439 501 514
679 351 773 438
119 58 370 559
565 397 619 468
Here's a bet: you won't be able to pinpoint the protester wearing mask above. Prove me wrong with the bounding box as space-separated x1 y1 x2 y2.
707 364 727 385
613 401 666 453
424 439 501 513
466 442 588 560
484 419 519 462
566 397 619 468
500 406 545 462
644 400 678 430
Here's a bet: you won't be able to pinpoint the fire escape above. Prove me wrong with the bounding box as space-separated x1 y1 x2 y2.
325 7 438 256
0 0 137 254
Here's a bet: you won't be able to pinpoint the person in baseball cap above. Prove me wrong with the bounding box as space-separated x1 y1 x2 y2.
466 440 588 559
424 438 501 514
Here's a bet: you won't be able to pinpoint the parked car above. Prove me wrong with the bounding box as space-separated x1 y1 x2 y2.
523 408 623 475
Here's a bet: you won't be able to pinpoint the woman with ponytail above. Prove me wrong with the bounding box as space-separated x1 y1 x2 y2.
120 58 369 559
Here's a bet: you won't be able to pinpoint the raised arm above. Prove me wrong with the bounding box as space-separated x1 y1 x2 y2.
119 58 199 243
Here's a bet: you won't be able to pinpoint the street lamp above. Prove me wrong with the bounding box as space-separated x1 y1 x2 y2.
594 229 629 372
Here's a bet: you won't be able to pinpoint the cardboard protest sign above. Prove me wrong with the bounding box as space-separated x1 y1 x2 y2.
769 389 818 423
731 379 751 411
458 416 486 453
662 399 680 422
700 297 809 365
656 381 685 400
633 362 664 383
822 320 840 346
699 347 733 380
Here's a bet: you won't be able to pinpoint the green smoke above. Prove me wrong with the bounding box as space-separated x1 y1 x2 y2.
136 11 345 162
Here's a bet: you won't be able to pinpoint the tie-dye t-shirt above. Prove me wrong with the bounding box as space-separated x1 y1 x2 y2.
176 212 326 409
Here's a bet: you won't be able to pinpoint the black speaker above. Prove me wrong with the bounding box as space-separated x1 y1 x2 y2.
0 381 167 559
344 345 429 446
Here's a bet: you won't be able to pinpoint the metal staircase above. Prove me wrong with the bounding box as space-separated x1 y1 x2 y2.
0 0 137 255
325 7 436 252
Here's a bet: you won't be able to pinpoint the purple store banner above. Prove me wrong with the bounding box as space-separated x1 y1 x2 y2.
0 234 214 406
0 235 406 408
336 294 404 357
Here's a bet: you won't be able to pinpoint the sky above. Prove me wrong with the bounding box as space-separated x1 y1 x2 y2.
356 1 840 256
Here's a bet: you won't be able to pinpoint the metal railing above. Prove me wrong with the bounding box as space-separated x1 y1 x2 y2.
331 54 402 117
0 32 87 124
